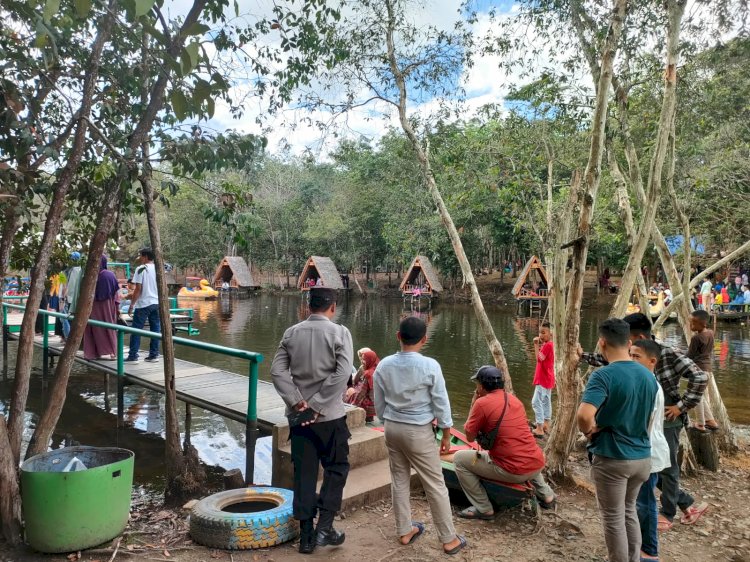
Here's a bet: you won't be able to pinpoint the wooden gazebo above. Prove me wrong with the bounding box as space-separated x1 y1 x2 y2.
512 255 549 315
213 256 260 292
400 256 443 298
297 256 345 290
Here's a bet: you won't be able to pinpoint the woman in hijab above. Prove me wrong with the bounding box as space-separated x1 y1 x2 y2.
344 349 380 422
83 256 121 360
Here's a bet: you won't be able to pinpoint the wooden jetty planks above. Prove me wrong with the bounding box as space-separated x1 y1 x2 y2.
7 331 289 432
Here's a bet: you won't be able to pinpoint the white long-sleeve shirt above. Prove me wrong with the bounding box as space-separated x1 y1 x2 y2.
373 351 453 428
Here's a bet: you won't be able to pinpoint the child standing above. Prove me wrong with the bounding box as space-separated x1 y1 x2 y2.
373 316 467 556
531 322 555 438
688 310 719 432
630 339 671 562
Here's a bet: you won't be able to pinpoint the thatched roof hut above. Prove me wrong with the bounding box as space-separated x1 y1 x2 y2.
511 255 549 300
400 255 443 297
213 256 260 289
297 256 345 290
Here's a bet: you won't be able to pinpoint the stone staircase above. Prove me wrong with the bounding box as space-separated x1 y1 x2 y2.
271 406 413 511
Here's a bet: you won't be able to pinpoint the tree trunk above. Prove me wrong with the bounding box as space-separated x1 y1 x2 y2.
5 0 116 466
138 24 206 503
0 206 20 338
544 0 628 478
706 373 739 454
0 416 22 545
613 0 685 317
384 0 512 391
26 179 124 458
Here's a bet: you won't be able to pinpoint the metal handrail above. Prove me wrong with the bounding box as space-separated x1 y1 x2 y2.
2 301 263 484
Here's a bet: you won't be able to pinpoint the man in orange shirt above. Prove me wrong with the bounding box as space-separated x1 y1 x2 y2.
454 366 556 519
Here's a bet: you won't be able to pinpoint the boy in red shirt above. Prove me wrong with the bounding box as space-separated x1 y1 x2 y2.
532 322 555 438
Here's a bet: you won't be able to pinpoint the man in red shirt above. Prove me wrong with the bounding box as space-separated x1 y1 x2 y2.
532 322 555 438
454 366 556 519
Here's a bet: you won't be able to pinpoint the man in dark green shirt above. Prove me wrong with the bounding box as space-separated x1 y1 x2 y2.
578 318 657 562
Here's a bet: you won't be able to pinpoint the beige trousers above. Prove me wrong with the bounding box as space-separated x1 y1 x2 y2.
383 420 456 544
694 372 715 425
453 449 555 514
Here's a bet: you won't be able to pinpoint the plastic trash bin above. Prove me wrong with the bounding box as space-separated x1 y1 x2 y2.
21 446 134 553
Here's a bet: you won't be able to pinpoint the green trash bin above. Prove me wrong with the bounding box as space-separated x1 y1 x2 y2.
21 446 134 553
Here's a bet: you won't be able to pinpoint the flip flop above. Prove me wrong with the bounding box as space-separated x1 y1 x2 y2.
444 535 467 556
680 502 709 525
457 506 494 520
402 521 424 545
657 515 672 532
706 424 720 432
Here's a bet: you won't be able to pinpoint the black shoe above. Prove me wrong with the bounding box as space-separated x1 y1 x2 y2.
299 519 316 554
316 527 345 547
299 533 316 554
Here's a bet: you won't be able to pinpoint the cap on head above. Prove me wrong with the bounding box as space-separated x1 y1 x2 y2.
309 287 336 311
70 251 81 261
470 365 503 383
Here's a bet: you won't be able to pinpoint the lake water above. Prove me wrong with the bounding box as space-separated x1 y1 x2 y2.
2 294 748 489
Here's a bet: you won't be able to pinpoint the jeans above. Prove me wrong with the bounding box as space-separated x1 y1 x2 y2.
590 455 651 562
636 473 659 557
657 425 694 520
128 304 160 359
531 385 552 425
61 302 71 339
290 417 350 526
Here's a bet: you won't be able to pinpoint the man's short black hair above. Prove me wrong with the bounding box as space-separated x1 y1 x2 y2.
623 312 652 337
691 309 710 324
599 318 631 348
139 248 155 261
309 288 337 313
399 315 427 345
632 338 661 360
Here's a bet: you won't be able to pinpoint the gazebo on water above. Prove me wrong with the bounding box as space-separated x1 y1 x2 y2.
399 255 443 298
297 256 345 290
212 256 260 292
511 255 549 315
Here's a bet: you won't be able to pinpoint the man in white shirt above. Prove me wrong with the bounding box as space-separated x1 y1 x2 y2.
700 279 713 311
125 248 160 363
630 339 671 562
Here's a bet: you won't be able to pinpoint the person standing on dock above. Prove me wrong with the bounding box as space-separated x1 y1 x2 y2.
270 287 353 555
125 248 160 363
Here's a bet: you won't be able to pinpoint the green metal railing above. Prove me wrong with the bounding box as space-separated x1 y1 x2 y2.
2 301 263 485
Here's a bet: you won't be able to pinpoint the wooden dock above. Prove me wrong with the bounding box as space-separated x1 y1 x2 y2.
3 314 288 432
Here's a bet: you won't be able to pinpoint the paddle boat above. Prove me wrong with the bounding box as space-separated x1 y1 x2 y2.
178 277 218 300
626 291 676 320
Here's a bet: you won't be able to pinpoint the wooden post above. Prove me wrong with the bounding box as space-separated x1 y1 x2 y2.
686 427 719 472
223 468 245 490
183 403 192 449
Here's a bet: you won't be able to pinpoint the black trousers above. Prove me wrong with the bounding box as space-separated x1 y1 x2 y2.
657 425 694 520
290 416 350 523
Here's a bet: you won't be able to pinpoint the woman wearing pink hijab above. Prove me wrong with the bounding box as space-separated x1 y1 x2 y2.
345 349 380 422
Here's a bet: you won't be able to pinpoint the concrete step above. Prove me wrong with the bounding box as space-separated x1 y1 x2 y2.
273 425 388 489
340 459 399 512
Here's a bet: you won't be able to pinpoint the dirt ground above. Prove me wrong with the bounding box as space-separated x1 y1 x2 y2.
2 435 749 562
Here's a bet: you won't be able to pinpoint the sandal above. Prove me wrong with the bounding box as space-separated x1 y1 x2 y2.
539 497 557 511
705 424 720 432
401 522 424 545
444 535 467 555
457 506 494 520
680 502 708 525
657 514 672 532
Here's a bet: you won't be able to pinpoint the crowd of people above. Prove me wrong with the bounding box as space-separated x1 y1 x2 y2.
38 248 162 363
270 287 716 561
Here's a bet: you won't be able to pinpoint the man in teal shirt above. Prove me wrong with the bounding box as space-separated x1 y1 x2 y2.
577 318 657 562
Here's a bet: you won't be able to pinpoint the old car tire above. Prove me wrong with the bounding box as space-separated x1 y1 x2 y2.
189 487 298 550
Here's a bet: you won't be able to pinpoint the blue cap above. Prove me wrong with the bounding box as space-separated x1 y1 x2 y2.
70 252 81 261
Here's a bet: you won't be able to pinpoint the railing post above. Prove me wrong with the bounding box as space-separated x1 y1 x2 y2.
117 330 124 425
245 360 259 486
42 315 49 380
